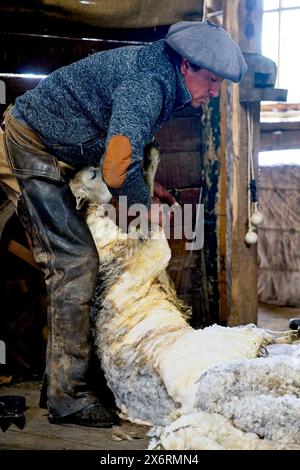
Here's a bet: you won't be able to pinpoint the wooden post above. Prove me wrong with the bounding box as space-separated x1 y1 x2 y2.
220 0 263 325
201 98 222 325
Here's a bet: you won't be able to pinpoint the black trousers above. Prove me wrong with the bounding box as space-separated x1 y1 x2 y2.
2 108 99 417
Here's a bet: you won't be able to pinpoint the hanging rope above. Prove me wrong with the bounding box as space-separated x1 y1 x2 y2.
202 0 206 20
247 105 253 229
245 104 264 245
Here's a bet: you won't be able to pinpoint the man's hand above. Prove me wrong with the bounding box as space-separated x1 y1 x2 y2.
111 196 166 229
153 181 176 206
111 182 176 229
148 182 179 227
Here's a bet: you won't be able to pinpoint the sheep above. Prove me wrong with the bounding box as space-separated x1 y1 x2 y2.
70 166 112 210
70 163 300 450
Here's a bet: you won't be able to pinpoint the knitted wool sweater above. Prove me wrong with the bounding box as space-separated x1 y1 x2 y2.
13 40 192 207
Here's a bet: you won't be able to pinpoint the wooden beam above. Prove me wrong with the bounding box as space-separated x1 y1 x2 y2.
0 199 15 240
0 1 203 39
260 121 300 151
7 239 38 269
237 0 263 53
220 0 263 326
261 121 300 132
0 33 136 75
260 129 300 152
201 98 222 324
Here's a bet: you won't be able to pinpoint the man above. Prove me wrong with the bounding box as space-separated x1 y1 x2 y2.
0 21 246 427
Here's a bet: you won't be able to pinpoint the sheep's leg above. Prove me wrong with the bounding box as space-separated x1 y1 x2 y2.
144 140 160 196
265 328 300 345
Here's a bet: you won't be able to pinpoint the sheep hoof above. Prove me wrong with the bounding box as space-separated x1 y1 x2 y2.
265 327 300 344
289 318 300 331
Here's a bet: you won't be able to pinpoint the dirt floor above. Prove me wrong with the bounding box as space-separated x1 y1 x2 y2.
1 302 299 450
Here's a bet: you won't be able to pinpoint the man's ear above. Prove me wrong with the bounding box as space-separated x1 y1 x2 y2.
180 58 189 76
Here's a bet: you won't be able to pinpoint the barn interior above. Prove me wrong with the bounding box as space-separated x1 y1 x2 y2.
0 0 300 451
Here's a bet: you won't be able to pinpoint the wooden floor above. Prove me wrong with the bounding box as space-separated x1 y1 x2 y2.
0 381 150 450
257 302 300 331
1 302 299 450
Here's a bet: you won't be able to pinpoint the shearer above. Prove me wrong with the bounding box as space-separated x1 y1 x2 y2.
0 20 246 427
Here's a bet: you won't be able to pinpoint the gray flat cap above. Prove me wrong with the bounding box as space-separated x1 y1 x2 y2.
166 20 247 83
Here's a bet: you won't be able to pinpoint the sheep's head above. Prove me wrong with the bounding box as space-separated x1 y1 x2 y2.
70 167 112 209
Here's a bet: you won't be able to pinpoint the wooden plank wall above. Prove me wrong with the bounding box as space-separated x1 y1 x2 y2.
157 108 205 327
0 29 206 326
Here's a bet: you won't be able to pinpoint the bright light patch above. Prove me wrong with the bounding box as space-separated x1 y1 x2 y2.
259 149 300 165
0 73 48 79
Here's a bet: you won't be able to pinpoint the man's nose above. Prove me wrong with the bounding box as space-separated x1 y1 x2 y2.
209 85 221 98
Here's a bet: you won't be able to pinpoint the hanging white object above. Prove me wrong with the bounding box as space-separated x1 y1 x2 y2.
246 106 263 244
250 210 264 227
245 230 258 245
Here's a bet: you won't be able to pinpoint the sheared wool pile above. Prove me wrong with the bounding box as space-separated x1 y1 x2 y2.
149 354 300 450
71 168 300 450
148 412 280 450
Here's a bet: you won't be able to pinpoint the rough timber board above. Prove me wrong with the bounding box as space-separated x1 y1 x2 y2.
219 0 261 325
156 152 202 189
0 382 149 450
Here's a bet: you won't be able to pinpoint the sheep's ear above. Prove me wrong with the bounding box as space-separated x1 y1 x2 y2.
72 188 88 210
75 195 87 210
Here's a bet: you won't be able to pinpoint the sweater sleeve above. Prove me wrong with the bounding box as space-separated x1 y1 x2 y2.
102 77 163 208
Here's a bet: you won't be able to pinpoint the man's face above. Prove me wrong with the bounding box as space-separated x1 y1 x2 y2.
181 59 222 108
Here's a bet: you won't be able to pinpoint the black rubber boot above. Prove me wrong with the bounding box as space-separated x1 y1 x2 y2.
48 402 120 428
16 177 100 417
4 120 112 420
289 318 300 330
